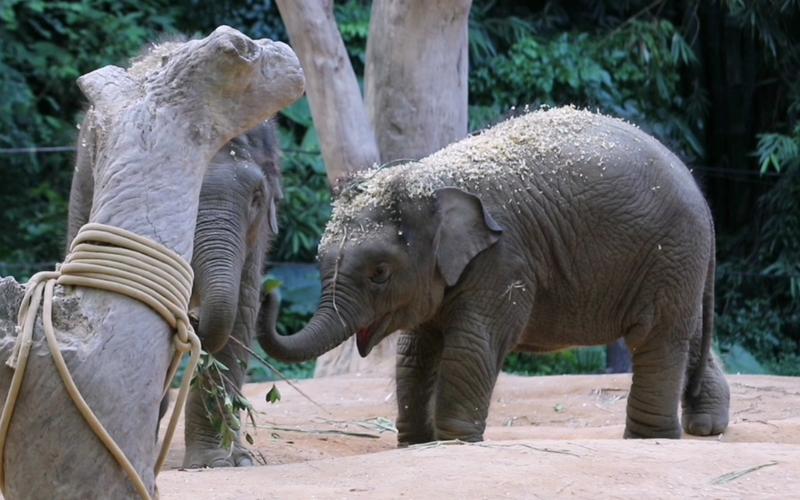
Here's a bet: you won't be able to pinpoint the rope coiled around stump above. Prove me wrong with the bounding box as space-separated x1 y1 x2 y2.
0 223 202 500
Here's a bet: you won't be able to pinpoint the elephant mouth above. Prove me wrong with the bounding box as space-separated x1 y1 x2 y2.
356 315 392 358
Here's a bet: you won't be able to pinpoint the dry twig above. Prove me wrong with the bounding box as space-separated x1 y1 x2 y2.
711 461 779 485
409 439 581 457
256 423 382 440
229 337 331 415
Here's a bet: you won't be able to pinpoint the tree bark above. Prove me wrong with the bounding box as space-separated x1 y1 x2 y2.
276 0 380 185
312 0 472 377
365 0 471 163
0 28 303 498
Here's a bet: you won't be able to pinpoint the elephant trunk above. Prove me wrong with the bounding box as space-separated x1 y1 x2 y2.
198 280 240 353
257 296 355 363
193 224 246 354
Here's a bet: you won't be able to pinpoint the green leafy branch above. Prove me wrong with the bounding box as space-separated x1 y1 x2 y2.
756 125 800 173
191 353 260 451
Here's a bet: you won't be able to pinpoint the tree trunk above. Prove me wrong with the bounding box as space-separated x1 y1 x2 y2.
0 28 303 498
365 0 471 163
695 1 765 232
275 0 380 185
310 0 473 377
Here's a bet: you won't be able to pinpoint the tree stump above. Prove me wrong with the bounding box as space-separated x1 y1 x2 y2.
0 26 303 499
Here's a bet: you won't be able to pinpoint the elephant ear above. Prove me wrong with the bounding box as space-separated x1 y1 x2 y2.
433 187 503 287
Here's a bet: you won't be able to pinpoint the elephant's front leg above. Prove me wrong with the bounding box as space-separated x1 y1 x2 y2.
183 273 266 468
433 293 531 442
183 331 255 468
433 325 500 442
396 328 443 446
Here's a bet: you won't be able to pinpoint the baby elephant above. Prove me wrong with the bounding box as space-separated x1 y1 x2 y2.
68 119 282 466
259 106 730 444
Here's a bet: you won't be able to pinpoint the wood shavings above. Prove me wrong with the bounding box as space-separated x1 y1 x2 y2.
319 106 637 251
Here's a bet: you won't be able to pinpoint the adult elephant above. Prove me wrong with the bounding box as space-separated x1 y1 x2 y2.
258 106 730 445
67 117 282 468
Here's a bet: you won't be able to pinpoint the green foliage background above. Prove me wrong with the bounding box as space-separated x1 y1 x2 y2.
0 0 798 378
0 0 179 276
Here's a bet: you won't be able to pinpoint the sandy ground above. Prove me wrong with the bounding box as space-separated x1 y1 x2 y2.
158 374 800 499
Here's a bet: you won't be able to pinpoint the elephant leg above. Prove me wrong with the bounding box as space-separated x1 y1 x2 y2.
624 322 691 439
183 332 254 468
681 336 729 436
184 252 265 467
396 329 443 446
433 327 498 442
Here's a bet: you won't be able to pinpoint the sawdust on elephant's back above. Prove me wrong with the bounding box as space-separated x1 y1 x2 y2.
319 106 635 251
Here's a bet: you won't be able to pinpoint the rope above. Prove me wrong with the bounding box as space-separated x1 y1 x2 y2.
0 223 201 500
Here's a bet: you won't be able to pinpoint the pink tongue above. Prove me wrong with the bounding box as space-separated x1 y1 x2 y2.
356 328 372 357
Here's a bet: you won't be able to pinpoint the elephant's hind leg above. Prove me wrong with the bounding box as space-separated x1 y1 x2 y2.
396 329 443 446
682 255 730 436
624 320 691 439
681 342 730 436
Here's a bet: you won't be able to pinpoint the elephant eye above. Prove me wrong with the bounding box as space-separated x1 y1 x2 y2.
369 263 391 284
250 188 264 210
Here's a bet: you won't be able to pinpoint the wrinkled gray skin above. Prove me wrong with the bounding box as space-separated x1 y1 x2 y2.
259 109 730 445
67 121 282 467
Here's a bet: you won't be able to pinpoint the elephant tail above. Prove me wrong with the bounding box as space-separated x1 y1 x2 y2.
690 223 716 398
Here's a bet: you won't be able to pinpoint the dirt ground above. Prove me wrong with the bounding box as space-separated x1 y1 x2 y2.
159 374 800 499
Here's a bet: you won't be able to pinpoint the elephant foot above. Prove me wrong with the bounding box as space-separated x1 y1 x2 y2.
182 442 254 468
397 426 435 447
681 411 728 436
397 437 432 447
623 425 682 439
623 415 682 439
436 433 483 443
682 360 730 436
433 418 485 443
